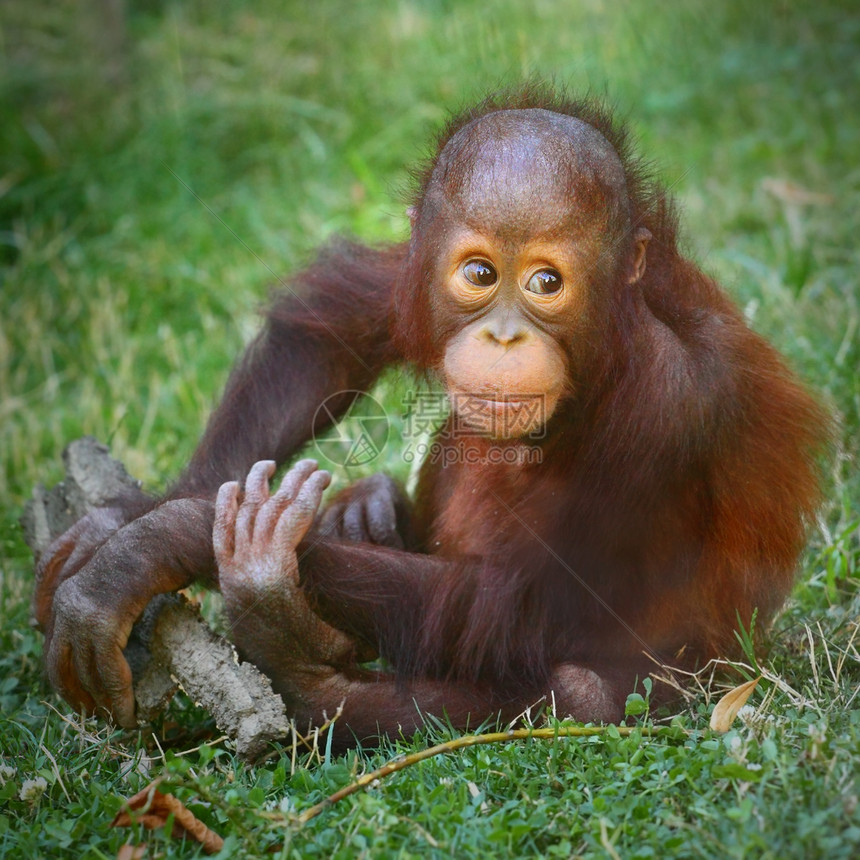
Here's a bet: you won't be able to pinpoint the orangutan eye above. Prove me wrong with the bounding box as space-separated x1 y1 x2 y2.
463 260 498 288
525 268 563 295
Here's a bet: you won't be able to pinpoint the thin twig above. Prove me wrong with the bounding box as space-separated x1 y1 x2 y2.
297 723 683 823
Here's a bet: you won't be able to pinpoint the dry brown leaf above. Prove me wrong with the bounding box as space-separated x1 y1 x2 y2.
709 677 761 732
111 779 224 855
761 177 834 206
116 845 146 860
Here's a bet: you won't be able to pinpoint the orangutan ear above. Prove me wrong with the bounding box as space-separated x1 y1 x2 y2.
628 227 652 284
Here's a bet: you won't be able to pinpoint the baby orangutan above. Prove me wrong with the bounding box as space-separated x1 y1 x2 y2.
35 88 827 749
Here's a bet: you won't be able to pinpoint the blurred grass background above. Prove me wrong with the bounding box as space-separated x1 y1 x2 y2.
0 0 858 857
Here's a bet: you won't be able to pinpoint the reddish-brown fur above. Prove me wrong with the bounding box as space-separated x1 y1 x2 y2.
35 86 828 744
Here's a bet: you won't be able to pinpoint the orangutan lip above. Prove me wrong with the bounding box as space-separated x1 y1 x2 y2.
472 397 535 407
452 391 535 403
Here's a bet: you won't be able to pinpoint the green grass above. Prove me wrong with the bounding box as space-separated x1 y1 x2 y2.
1 0 859 856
